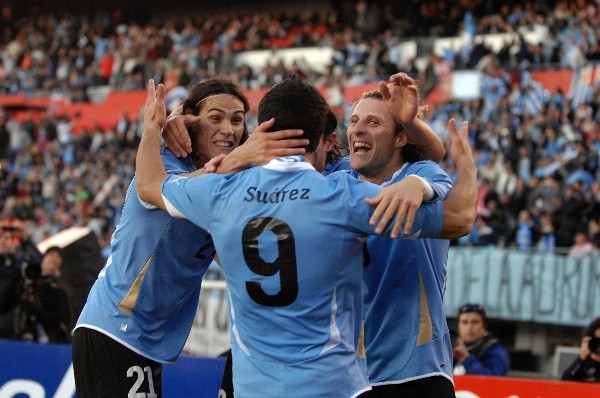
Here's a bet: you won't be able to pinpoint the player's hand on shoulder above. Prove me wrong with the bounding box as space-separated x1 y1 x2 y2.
365 179 425 238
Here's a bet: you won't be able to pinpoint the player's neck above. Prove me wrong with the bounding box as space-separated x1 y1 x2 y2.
304 152 316 167
358 162 403 185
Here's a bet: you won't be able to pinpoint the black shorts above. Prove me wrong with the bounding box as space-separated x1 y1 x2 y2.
359 375 455 398
72 327 163 398
218 349 234 398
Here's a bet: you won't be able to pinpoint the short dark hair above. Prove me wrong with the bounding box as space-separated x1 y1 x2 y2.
181 77 250 145
458 303 488 327
325 109 342 165
257 74 330 153
585 316 600 337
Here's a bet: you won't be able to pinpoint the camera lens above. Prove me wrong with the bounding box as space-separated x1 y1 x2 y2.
21 259 42 281
588 336 600 355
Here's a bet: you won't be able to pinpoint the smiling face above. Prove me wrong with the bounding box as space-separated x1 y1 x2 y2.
347 98 406 184
191 94 246 167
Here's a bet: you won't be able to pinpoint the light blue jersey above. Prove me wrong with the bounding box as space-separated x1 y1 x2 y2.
362 161 455 386
161 157 445 398
75 149 215 363
322 156 351 175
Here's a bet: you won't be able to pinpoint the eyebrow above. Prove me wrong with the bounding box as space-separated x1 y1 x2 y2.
351 113 384 121
205 107 245 115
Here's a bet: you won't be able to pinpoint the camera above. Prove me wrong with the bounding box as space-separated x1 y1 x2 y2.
588 336 600 355
20 255 42 282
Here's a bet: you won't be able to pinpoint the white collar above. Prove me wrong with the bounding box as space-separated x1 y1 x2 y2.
381 162 408 187
263 156 315 172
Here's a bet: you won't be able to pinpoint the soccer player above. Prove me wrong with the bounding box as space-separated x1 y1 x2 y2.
137 75 476 397
346 77 458 397
71 78 309 398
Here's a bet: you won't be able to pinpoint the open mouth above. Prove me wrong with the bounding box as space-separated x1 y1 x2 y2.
214 140 233 149
352 141 372 154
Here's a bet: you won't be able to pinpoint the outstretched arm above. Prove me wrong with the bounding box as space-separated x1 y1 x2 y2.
379 72 445 162
440 119 477 239
136 80 168 210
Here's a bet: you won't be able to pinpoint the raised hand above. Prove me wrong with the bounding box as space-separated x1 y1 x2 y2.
378 72 419 126
144 79 167 136
378 72 445 162
439 118 477 239
447 118 472 168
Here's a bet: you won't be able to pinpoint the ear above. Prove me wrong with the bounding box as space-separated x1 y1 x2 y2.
324 132 337 152
395 130 409 149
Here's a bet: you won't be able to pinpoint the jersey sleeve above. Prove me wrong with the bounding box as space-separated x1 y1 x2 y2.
342 174 444 239
161 173 222 232
161 148 195 174
401 161 453 201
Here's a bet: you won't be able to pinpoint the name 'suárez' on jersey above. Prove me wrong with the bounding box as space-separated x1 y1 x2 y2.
244 186 311 204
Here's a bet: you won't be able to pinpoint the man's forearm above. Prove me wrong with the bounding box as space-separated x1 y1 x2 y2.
136 80 168 209
136 126 168 208
215 153 248 174
440 158 477 239
404 118 445 163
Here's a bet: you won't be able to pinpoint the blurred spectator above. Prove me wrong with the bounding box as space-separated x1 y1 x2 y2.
452 303 511 376
555 183 588 248
482 197 515 247
561 316 600 382
515 209 533 250
536 211 556 253
568 231 596 258
0 225 22 338
589 219 600 249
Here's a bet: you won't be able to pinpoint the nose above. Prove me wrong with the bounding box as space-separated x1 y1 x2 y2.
222 123 234 136
348 121 365 139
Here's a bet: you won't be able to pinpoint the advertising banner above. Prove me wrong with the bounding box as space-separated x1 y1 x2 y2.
0 340 224 398
2 340 600 397
455 375 600 398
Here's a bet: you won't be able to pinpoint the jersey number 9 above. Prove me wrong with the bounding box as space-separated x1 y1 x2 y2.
242 217 298 307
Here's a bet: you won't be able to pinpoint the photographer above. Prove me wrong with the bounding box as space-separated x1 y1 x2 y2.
0 225 21 338
15 246 72 343
561 317 600 382
452 303 511 376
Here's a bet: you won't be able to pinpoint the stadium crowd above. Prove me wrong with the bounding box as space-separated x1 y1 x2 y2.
0 0 599 262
